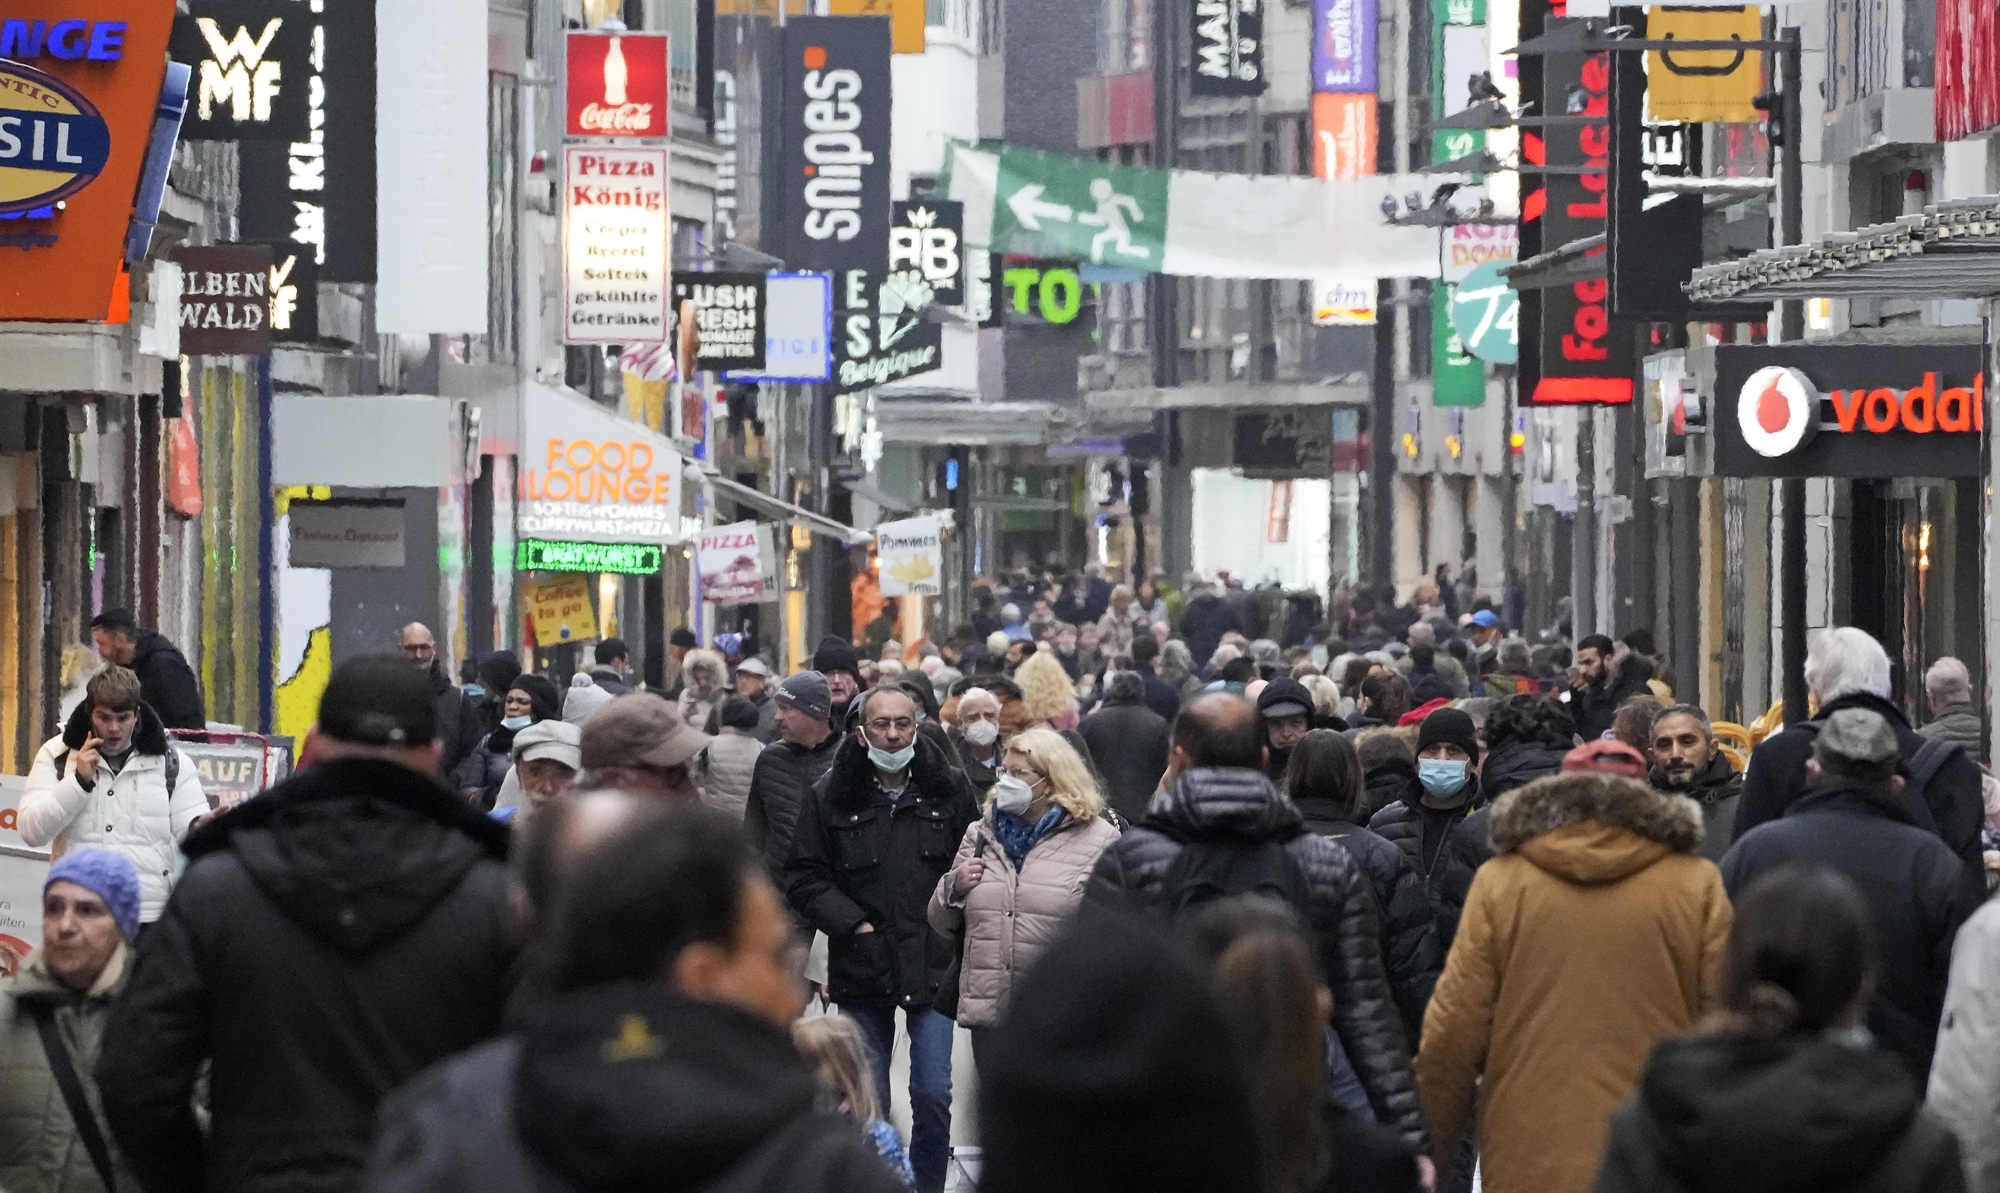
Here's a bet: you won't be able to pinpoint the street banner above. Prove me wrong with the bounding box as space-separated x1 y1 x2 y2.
174 244 274 355
1434 293 1486 406
1312 0 1377 92
565 146 672 344
726 273 833 383
377 0 487 333
673 273 768 370
170 2 314 141
567 31 670 138
890 200 965 308
1646 6 1761 123
1191 0 1265 97
1312 93 1377 180
775 17 893 280
876 516 946 596
519 383 687 545
697 521 769 605
525 574 600 647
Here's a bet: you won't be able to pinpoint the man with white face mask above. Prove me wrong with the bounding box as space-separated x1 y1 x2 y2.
949 687 1005 797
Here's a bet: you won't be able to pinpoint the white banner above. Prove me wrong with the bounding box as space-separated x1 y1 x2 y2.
519 384 687 544
565 146 672 345
875 516 945 597
697 521 768 606
1443 224 1518 283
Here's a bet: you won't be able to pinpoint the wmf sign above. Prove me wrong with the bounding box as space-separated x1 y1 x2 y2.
169 2 313 141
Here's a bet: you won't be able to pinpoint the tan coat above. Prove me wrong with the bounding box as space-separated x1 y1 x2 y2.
1415 773 1732 1193
928 809 1120 1028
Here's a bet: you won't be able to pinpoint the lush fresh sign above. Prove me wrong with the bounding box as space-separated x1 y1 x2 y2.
516 539 664 575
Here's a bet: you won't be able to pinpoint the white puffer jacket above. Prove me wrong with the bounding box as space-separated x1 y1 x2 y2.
18 705 208 923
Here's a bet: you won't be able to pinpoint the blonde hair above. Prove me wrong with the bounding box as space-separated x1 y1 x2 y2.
999 727 1105 820
60 644 101 692
792 1014 881 1124
1013 650 1075 723
1298 674 1341 716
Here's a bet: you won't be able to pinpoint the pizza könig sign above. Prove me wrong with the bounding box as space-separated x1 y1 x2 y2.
1713 344 1984 479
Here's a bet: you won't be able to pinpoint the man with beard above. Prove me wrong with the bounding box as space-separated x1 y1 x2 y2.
1254 677 1317 783
1647 704 1743 863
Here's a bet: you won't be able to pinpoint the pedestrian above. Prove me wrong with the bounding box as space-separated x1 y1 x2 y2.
1286 729 1441 1040
1402 645 1456 706
734 656 778 741
99 655 520 1193
586 638 632 697
559 671 615 726
663 626 698 699
1736 626 1985 882
1720 707 1980 1086
1397 623 1468 698
696 695 765 821
1647 703 1742 862
1126 633 1183 721
1256 676 1319 783
1161 639 1204 700
745 672 841 894
471 651 522 737
1356 729 1420 822
784 685 979 1193
1594 864 1967 1193
1086 694 1430 1153
1417 769 1732 1193
946 685 1005 796
455 673 558 809
676 648 729 735
0 850 142 1193
1179 580 1242 670
365 804 905 1193
1562 738 1651 781
1368 708 1493 948
397 622 484 782
1464 610 1502 681
1077 670 1171 823
1929 877 2000 1193
490 719 582 820
1609 693 1662 753
814 636 864 731
19 665 208 927
1136 576 1173 627
1479 693 1575 798
930 727 1119 1065
1568 634 1619 741
792 1015 915 1189
88 609 204 731
1350 671 1414 731
575 692 712 802
1919 657 1983 758
1096 584 1145 659
1014 649 1081 733
1480 637 1537 699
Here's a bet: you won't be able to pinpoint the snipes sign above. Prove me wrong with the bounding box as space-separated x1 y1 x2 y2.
1714 345 1985 479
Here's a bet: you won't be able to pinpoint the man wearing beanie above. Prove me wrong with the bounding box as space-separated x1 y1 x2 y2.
745 672 841 898
98 655 519 1193
1369 706 1495 949
1254 676 1324 783
812 636 863 731
0 849 141 1193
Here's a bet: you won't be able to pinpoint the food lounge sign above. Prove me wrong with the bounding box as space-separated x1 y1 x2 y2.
1713 345 1985 479
519 387 687 545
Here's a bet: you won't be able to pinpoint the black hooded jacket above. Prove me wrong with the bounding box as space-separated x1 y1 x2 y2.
1178 594 1240 671
129 629 205 730
1084 767 1429 1151
1480 740 1569 800
1368 779 1492 950
366 984 906 1193
97 757 519 1193
1592 1034 1965 1193
1078 684 1172 824
1294 795 1443 1041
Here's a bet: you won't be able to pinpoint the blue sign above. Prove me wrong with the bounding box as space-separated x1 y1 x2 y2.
1312 0 1377 92
0 60 114 216
0 19 127 61
726 272 832 384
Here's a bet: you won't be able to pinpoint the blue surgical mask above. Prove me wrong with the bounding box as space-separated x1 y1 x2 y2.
864 728 915 774
501 715 533 731
1418 758 1470 799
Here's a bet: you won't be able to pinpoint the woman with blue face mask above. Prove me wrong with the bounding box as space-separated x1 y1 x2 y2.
1366 707 1497 955
457 674 559 809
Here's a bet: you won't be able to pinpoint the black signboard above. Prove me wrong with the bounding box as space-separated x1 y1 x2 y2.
1190 0 1265 97
174 243 274 356
265 243 318 343
673 272 769 371
890 199 964 308
833 265 943 396
775 16 892 279
170 2 314 141
1235 408 1333 476
1711 345 1984 479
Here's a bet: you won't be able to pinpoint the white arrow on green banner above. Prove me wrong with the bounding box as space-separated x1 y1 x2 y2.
942 141 1466 281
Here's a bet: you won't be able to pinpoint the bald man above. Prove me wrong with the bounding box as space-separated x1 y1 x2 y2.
400 622 483 781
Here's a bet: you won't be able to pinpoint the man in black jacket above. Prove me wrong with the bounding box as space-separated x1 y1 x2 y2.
1078 670 1171 823
1648 703 1743 863
97 655 519 1193
785 686 978 1193
1568 634 1619 740
1085 693 1431 1162
398 622 483 782
586 638 632 697
1721 708 1981 1087
744 672 839 892
366 803 904 1193
1369 708 1494 951
1177 582 1240 673
1127 633 1182 721
90 609 204 730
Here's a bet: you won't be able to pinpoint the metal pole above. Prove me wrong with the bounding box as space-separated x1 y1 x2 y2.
807 383 834 645
1574 406 1596 636
1778 27 1808 723
1370 279 1396 589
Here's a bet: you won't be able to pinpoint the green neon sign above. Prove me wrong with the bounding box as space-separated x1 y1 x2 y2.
516 540 664 575
1003 265 1084 324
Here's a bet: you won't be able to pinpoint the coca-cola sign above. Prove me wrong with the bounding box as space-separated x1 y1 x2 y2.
566 31 669 140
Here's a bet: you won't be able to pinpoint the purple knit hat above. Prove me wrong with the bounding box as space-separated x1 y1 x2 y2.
46 849 142 942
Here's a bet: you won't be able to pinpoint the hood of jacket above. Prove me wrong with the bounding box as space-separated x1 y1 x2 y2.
129 629 185 671
1146 767 1303 844
515 984 825 1193
821 729 962 809
1489 770 1703 884
60 697 171 756
183 756 510 953
1481 739 1570 794
1629 1034 1920 1193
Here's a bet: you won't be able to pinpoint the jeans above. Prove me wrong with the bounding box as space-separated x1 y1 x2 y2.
849 1004 955 1193
1327 1030 1376 1120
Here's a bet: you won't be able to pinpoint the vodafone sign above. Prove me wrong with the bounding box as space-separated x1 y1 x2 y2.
1736 367 1818 458
566 32 668 139
1714 345 1985 480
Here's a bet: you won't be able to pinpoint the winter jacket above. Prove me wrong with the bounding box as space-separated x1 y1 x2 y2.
1593 1034 1965 1193
454 732 515 810
945 730 1001 797
1178 594 1240 670
1720 781 1980 1088
1417 774 1731 1193
364 983 906 1193
19 702 208 923
927 809 1120 1027
1136 670 1182 722
1571 670 1647 743
1480 740 1569 800
97 757 519 1193
784 735 979 1008
1928 899 2000 1193
1369 787 1493 949
1296 796 1443 1041
0 949 136 1193
743 733 840 888
1362 760 1419 822
1076 696 1171 824
1921 702 1984 759
1095 608 1146 660
426 665 483 784
127 631 204 731
1395 652 1469 699
1084 767 1429 1151
1650 753 1742 863
584 665 630 697
1736 691 1986 880
699 727 764 821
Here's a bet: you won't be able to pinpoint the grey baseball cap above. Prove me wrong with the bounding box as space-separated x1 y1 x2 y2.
736 657 771 678
511 719 582 769
580 693 711 771
774 670 832 721
1813 708 1901 770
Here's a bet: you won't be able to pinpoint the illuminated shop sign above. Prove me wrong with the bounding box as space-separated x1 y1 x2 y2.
564 146 670 344
516 539 664 575
1713 345 1984 480
566 31 668 139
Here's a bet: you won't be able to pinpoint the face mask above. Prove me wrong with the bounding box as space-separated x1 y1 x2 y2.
992 773 1035 815
963 720 1000 747
1418 758 1470 800
501 715 533 731
864 728 915 773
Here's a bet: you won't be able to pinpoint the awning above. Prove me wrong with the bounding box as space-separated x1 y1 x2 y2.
840 477 914 515
1501 234 1607 290
875 399 1067 446
1084 381 1369 414
695 469 874 544
1686 195 2000 302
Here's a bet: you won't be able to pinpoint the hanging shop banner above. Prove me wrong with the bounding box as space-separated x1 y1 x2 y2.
1313 277 1376 326
174 243 274 355
565 146 671 345
0 3 177 322
516 539 664 575
673 273 768 370
1312 93 1376 179
890 199 964 308
826 0 927 53
265 245 318 342
1312 0 1377 92
525 574 600 648
1712 346 1985 479
519 383 687 545
697 521 770 606
1443 223 1516 282
726 272 833 382
1449 261 1517 363
1646 6 1761 124
1433 291 1486 407
1190 0 1265 98
567 31 669 139
776 16 893 280
236 0 374 283
833 265 944 395
169 2 314 141
288 500 406 567
875 515 945 597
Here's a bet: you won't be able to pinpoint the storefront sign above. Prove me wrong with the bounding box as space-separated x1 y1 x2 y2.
565 145 671 344
266 245 317 341
174 243 273 355
0 61 113 212
834 265 943 395
1313 0 1377 92
1646 6 1761 124
999 262 1085 324
1712 345 1985 479
566 31 669 139
672 272 767 370
519 384 687 544
777 16 893 279
890 200 963 308
524 574 599 647
1434 295 1485 407
516 539 664 575
1449 261 1518 363
178 737 273 810
1313 277 1376 326
1191 0 1264 97
697 521 768 606
1312 92 1376 179
288 500 405 568
725 272 832 383
169 2 313 141
876 515 945 596
1443 223 1516 282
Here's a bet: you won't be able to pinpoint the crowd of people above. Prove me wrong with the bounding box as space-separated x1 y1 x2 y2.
9 573 2000 1193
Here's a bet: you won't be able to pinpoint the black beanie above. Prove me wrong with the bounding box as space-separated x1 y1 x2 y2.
1417 706 1480 763
978 911 1263 1193
812 635 861 681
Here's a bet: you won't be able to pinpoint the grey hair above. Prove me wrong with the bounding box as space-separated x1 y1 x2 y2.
1804 627 1892 704
956 686 1001 719
1649 703 1713 741
1405 621 1436 647
1249 639 1281 666
1104 670 1145 703
1497 636 1532 671
1926 657 1973 707
1210 643 1242 668
1162 640 1195 672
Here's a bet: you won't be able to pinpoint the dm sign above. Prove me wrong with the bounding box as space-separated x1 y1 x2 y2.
1712 345 1984 480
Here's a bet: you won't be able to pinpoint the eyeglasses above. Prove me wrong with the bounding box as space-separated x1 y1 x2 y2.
1000 766 1044 783
865 718 917 735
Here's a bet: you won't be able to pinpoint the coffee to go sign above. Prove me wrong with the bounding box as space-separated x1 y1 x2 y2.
1713 345 1984 480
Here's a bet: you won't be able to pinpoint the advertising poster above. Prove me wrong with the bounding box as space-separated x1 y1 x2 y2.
1312 92 1377 180
0 776 49 978
727 272 832 382
776 16 893 279
698 521 769 606
1312 0 1377 92
875 516 945 597
1442 223 1516 282
525 574 600 647
672 272 768 370
567 31 670 138
1190 0 1265 97
565 146 672 344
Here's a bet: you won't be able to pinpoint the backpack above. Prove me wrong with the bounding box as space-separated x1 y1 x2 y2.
1157 836 1309 919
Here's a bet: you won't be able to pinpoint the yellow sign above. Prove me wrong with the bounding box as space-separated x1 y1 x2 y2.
828 0 926 53
1646 7 1762 124
526 575 600 648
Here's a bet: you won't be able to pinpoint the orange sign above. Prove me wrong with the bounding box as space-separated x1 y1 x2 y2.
827 0 925 53
1827 373 1985 435
1312 92 1377 180
0 1 178 321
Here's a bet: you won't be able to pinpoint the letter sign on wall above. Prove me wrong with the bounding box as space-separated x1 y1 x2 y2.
174 243 274 355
